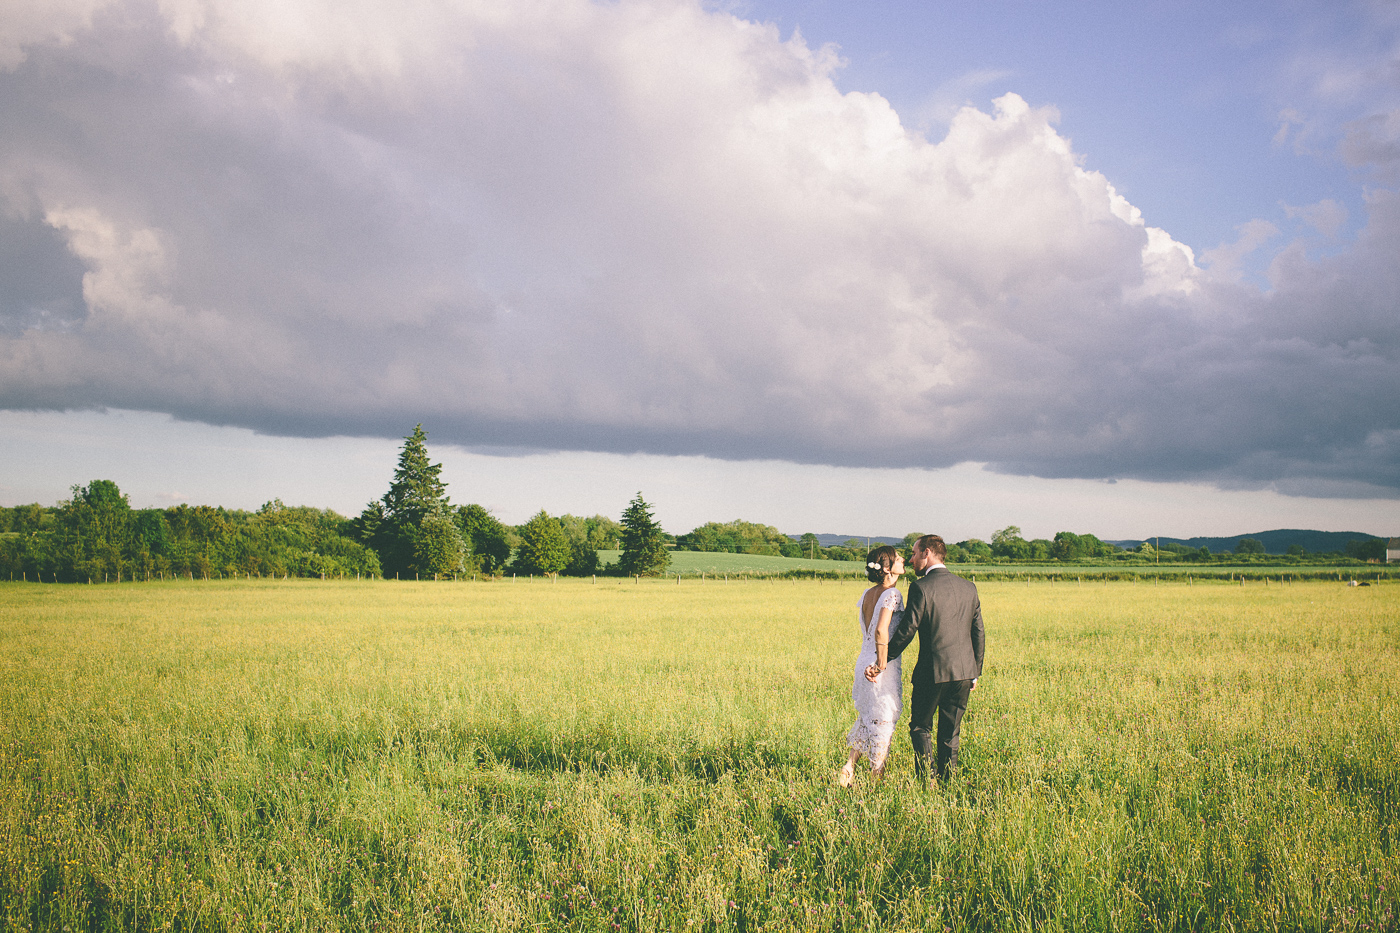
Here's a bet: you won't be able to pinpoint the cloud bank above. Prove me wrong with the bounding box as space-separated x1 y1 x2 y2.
0 0 1397 495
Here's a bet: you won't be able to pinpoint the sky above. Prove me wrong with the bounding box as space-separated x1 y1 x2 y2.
1 0 1398 541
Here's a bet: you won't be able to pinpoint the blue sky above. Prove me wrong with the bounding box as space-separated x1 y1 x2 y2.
742 0 1373 256
0 0 1397 541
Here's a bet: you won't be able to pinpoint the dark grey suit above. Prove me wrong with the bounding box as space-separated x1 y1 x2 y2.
886 565 985 780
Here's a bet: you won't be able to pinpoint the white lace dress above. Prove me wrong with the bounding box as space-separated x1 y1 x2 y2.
846 586 904 768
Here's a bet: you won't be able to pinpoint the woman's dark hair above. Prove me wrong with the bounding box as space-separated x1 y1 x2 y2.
865 545 900 583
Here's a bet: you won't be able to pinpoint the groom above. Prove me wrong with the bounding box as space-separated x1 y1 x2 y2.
866 534 985 783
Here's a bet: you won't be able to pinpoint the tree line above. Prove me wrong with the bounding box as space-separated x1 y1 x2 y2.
670 523 1127 563
0 427 672 582
0 481 380 582
3 426 1386 582
678 523 1383 565
349 426 670 579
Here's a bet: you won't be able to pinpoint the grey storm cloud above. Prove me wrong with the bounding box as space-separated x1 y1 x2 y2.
1 0 1398 495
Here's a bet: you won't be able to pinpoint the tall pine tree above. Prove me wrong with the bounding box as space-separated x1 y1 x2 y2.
383 424 448 526
618 492 669 576
358 425 453 577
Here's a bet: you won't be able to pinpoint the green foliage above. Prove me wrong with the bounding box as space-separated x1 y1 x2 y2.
382 424 448 524
132 509 170 554
358 424 453 577
956 538 993 562
0 485 379 581
515 510 572 576
552 514 611 575
414 508 467 577
558 514 622 551
596 549 867 576
990 526 1032 560
1051 531 1118 560
0 503 53 535
991 525 1022 545
457 504 511 575
60 479 134 579
1235 537 1266 555
619 492 670 576
1346 538 1387 561
675 519 797 556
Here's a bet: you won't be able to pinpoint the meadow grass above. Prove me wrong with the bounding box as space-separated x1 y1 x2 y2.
1 577 1397 932
595 551 866 575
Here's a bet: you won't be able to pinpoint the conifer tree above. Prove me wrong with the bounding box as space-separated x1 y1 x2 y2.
358 424 452 577
618 492 669 576
382 424 448 526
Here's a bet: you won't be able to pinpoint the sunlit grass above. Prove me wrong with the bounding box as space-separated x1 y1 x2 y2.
1 578 1396 931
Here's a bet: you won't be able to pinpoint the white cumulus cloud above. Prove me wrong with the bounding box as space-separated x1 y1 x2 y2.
0 0 1397 495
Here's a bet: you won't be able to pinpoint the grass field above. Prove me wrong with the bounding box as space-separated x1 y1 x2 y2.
1 577 1397 931
596 550 867 575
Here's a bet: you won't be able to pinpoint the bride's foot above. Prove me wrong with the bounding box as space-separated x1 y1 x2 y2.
837 762 855 787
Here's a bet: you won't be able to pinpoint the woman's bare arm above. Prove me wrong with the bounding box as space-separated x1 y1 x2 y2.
873 605 894 671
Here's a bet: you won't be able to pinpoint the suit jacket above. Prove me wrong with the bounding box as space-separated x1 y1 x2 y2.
886 566 984 685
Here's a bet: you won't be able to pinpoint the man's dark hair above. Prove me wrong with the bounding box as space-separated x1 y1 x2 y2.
915 534 946 559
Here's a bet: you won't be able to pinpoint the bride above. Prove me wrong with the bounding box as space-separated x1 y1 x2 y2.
838 545 904 786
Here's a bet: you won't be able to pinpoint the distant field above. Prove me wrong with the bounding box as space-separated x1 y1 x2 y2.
593 549 1397 582
1 578 1396 931
597 549 867 575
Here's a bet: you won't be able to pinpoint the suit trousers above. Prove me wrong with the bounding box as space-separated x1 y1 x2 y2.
909 678 972 781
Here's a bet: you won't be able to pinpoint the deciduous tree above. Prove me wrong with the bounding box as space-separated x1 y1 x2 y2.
414 507 467 577
457 504 511 575
516 510 570 575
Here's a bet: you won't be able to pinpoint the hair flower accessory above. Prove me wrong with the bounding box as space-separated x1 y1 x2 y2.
867 561 881 569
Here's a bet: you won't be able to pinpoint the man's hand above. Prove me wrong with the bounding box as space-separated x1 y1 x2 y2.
970 678 978 691
864 663 883 682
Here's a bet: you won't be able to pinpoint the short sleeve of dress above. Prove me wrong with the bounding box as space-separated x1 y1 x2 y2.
876 588 903 613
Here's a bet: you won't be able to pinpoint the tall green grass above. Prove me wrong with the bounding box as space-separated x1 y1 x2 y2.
1 578 1396 931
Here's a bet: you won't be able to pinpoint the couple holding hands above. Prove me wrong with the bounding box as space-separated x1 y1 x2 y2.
840 534 986 787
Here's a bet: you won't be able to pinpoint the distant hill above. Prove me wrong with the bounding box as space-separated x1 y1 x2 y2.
1111 529 1381 555
785 533 904 548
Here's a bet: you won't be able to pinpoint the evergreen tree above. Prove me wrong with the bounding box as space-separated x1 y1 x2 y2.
383 424 448 525
618 492 669 576
357 424 452 577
